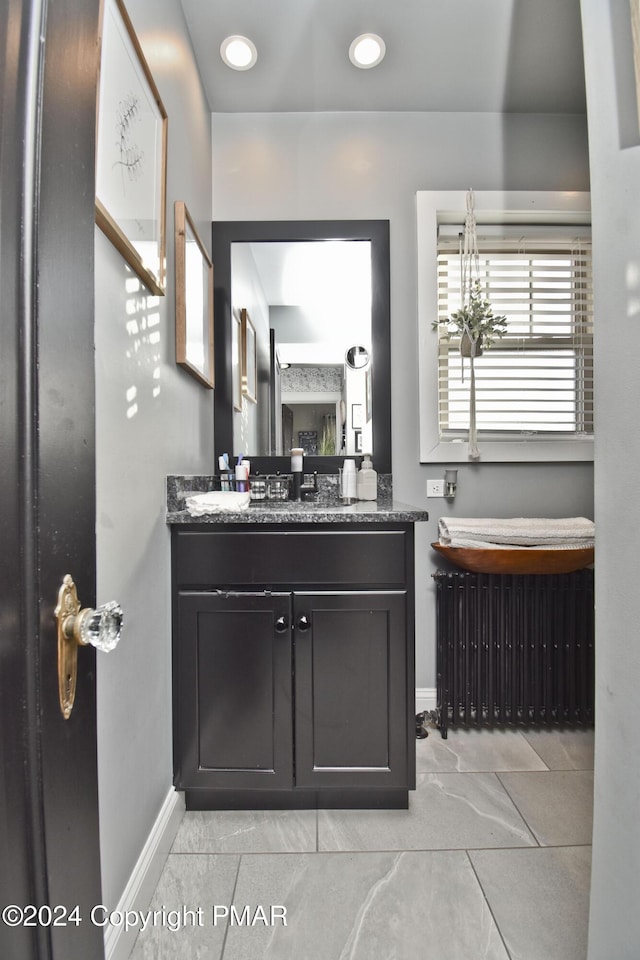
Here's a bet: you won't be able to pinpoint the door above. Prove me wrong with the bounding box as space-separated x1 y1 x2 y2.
0 1 103 958
294 592 408 789
175 592 294 791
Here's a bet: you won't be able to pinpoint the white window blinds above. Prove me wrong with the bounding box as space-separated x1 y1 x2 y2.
436 229 593 440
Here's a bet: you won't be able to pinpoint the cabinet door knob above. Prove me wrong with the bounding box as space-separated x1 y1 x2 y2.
274 616 289 634
297 614 311 632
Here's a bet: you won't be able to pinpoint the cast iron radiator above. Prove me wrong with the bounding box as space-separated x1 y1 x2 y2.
434 570 594 738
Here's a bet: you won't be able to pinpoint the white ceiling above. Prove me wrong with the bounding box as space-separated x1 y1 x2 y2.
179 0 586 115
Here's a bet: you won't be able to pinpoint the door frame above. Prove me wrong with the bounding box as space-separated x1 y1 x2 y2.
0 1 103 957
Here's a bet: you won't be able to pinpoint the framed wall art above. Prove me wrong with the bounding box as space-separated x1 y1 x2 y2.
632 0 640 130
174 201 214 388
95 0 168 295
241 308 257 404
232 309 243 411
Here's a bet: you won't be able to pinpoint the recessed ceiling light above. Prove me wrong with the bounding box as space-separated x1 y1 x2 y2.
220 35 257 71
349 33 386 69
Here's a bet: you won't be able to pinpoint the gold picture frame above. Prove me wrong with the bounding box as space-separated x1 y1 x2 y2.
174 201 214 388
95 0 168 295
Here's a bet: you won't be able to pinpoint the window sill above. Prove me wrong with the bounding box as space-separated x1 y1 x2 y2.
421 437 594 464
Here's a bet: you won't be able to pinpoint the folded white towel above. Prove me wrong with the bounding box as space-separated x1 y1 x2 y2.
438 517 594 548
440 538 594 551
186 491 251 516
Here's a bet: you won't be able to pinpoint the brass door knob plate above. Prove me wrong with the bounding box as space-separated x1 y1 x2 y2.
55 574 123 719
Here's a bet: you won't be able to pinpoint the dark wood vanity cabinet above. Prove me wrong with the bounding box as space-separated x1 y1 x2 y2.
176 590 294 791
171 523 416 809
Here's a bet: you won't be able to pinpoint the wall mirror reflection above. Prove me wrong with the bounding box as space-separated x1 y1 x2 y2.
345 345 370 369
212 220 391 474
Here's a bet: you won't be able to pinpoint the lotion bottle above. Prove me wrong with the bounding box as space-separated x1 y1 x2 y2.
357 455 378 501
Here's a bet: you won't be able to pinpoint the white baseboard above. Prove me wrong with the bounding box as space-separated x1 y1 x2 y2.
104 787 185 960
415 687 437 715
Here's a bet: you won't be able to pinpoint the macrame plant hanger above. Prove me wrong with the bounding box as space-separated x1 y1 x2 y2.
461 189 482 460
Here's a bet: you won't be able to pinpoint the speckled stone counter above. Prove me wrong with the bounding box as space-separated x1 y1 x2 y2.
166 475 428 525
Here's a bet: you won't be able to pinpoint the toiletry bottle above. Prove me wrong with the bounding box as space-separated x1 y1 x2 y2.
357 455 378 501
235 456 249 493
341 459 357 503
291 447 304 501
219 454 231 491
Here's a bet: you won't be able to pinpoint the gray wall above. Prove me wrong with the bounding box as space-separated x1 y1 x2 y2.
581 2 640 956
212 111 593 693
95 0 213 910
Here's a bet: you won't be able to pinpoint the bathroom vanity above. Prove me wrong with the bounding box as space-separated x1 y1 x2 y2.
167 481 427 810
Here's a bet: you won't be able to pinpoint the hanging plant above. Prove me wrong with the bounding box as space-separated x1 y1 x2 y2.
434 279 507 352
431 190 507 459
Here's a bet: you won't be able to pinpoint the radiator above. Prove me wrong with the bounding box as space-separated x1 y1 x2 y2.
434 570 594 738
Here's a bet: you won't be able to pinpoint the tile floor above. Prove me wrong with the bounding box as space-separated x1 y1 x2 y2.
129 725 594 960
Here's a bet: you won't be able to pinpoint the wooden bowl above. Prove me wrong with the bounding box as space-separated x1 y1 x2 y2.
431 542 594 575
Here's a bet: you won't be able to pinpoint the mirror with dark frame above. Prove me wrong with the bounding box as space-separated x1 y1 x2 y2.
212 220 391 474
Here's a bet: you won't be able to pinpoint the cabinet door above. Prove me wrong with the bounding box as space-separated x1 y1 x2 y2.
175 592 293 790
294 591 408 789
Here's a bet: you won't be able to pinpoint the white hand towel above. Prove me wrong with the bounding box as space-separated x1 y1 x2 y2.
186 491 251 516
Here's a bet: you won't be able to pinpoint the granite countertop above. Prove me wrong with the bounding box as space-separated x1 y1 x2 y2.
166 475 428 524
167 499 429 525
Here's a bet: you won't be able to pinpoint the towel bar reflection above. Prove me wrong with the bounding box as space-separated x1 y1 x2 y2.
55 574 123 719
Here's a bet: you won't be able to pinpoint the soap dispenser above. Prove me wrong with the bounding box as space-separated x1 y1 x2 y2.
357 455 378 501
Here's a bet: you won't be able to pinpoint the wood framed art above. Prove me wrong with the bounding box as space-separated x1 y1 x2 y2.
174 201 214 388
95 0 168 295
231 309 243 411
241 308 257 404
632 0 640 130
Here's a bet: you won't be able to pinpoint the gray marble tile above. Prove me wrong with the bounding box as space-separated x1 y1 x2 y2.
171 810 317 854
128 854 239 959
470 846 592 960
417 727 548 773
520 727 595 770
318 772 536 851
497 770 593 846
222 850 510 960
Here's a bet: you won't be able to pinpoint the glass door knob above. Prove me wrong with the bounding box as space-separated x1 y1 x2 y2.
54 575 124 719
76 601 124 652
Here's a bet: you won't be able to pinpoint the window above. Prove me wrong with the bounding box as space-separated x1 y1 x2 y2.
436 230 593 440
417 191 593 463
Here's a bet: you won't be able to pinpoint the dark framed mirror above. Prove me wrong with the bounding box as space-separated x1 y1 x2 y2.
212 220 391 474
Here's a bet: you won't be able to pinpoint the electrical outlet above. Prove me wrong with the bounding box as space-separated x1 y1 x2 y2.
427 479 445 498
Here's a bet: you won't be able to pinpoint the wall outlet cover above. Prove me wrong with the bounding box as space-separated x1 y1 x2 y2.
427 479 445 497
